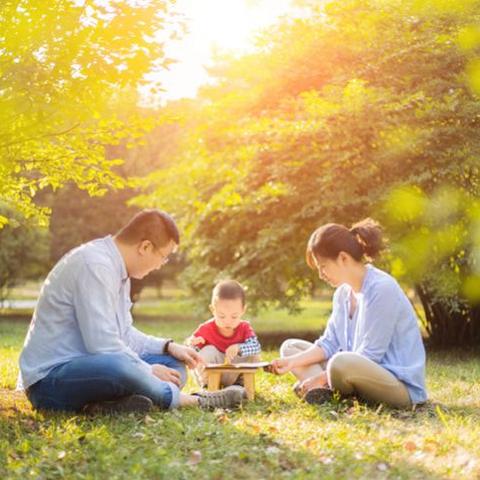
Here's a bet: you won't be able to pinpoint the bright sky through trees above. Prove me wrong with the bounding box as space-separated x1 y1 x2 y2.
143 0 292 104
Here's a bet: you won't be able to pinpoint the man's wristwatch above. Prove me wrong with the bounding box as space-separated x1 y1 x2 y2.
163 339 174 354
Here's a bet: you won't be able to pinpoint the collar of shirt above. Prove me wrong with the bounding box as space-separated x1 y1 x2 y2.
359 263 374 294
104 235 129 283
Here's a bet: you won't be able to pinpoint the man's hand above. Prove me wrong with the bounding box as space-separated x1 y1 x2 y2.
225 344 240 364
167 342 205 369
270 357 294 375
298 372 328 395
151 364 182 386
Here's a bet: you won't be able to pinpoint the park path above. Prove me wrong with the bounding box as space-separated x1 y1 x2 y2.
0 300 37 309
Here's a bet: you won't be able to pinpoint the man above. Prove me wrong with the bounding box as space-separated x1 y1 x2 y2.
18 209 245 413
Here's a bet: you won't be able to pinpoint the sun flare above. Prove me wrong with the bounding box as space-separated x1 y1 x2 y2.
145 0 292 104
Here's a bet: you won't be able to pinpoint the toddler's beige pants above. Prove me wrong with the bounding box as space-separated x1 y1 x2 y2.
194 345 260 387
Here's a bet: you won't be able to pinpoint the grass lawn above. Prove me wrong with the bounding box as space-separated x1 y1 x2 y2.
1 316 480 480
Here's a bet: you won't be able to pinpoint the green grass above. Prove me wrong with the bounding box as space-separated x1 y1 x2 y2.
1 319 480 479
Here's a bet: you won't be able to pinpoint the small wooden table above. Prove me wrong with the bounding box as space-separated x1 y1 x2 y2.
205 362 271 401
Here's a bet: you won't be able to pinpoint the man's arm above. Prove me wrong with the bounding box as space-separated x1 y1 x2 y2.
73 262 152 375
125 313 205 369
124 322 168 356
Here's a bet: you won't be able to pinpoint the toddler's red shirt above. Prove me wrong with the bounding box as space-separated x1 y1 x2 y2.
192 319 256 353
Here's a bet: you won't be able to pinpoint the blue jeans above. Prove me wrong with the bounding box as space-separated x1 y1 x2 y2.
26 353 187 412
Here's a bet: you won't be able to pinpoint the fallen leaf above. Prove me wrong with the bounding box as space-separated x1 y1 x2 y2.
266 446 280 455
216 414 229 424
144 415 155 424
305 437 316 448
376 462 389 472
250 423 261 433
404 441 417 452
422 439 440 454
187 450 202 466
279 456 296 471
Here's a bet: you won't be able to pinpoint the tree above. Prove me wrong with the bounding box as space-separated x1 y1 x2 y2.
136 0 480 345
0 0 179 226
0 206 49 302
383 186 480 346
48 103 191 299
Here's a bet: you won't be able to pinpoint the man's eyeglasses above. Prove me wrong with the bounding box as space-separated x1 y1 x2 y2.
159 254 170 266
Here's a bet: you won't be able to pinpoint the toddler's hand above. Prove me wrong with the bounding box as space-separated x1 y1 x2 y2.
225 344 240 363
190 336 206 347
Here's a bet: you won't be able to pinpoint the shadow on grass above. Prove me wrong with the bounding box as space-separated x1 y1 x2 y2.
421 401 480 421
0 387 451 480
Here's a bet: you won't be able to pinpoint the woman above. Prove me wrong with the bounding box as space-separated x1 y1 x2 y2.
272 219 427 408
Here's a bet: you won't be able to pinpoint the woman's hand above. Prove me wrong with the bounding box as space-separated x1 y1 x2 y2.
298 372 328 395
270 357 294 375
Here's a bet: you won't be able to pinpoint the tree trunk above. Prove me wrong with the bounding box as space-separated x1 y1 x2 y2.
416 283 480 347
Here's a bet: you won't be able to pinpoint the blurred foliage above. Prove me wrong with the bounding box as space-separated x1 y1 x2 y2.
135 0 480 344
48 101 193 299
0 206 49 301
383 186 480 345
0 0 179 226
2 0 479 345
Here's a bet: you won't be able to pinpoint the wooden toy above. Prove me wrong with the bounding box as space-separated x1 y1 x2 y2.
204 361 271 400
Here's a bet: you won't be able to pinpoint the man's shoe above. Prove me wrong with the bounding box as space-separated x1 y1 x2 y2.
83 394 153 415
197 385 246 410
304 388 334 405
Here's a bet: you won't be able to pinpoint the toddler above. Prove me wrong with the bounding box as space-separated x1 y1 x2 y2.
188 280 261 387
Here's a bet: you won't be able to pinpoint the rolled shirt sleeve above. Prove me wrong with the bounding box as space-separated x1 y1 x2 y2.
123 296 167 356
124 324 168 356
238 336 261 357
314 312 340 359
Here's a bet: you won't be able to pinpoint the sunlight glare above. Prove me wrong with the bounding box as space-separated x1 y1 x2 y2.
142 0 292 105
